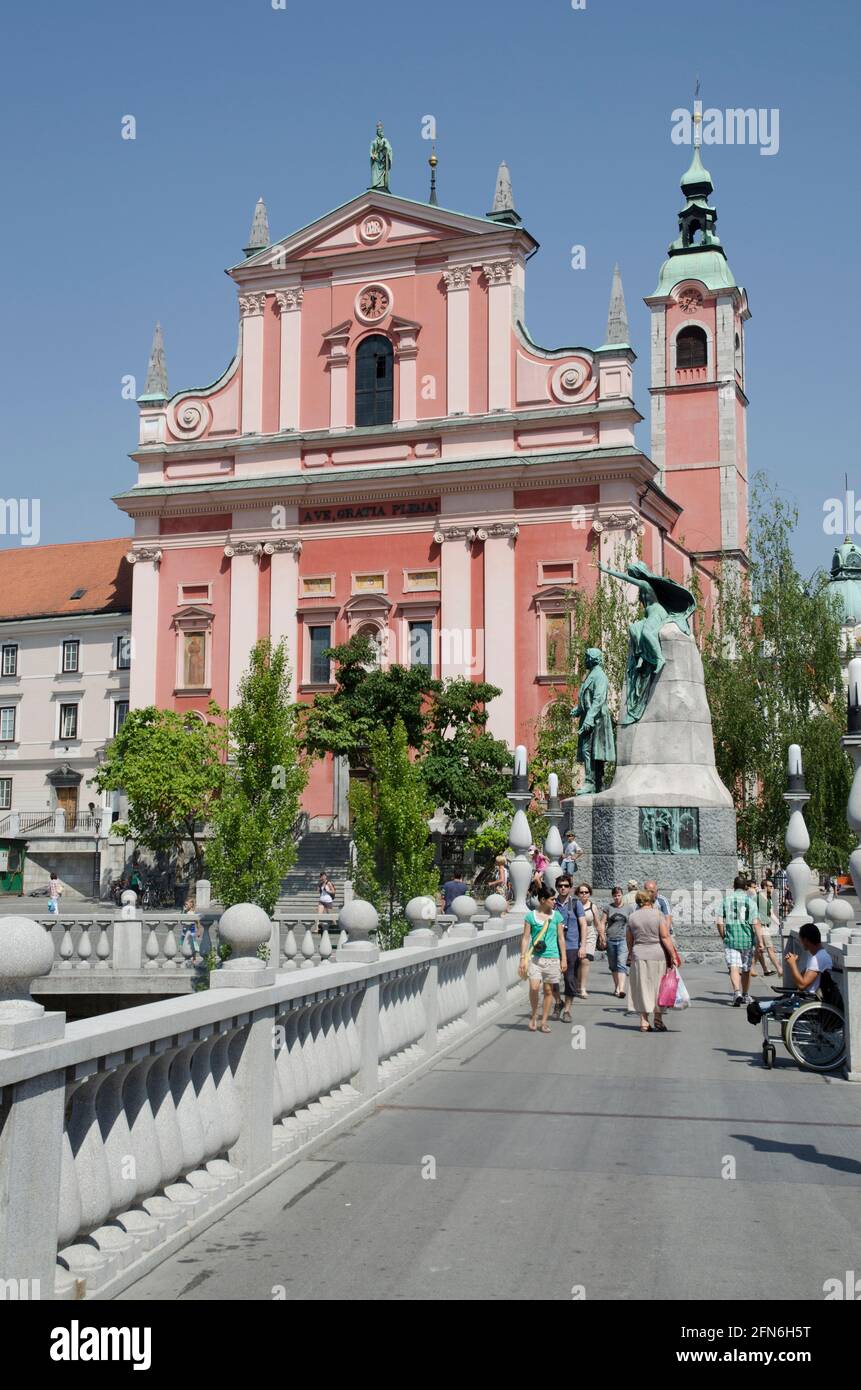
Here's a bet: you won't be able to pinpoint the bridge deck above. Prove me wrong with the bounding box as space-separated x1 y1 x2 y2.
120 964 861 1302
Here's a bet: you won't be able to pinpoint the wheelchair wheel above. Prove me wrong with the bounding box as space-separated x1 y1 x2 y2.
784 1001 845 1072
762 1042 776 1069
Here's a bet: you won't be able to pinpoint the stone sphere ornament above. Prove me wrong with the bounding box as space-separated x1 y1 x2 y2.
450 895 478 925
217 903 272 971
484 894 508 927
338 899 380 944
405 896 437 928
0 915 56 1019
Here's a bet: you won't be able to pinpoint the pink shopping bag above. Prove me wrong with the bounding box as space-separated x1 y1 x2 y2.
657 967 679 1010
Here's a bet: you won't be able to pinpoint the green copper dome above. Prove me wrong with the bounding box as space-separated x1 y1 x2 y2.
680 145 713 197
652 145 738 295
829 537 861 625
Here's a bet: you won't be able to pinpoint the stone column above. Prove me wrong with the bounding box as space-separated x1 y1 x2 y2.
225 543 262 709
481 524 518 744
267 536 302 698
435 525 474 679
0 917 66 1296
482 259 514 411
543 772 564 891
843 658 861 916
442 265 471 415
842 940 861 1083
127 547 162 708
506 745 533 924
275 287 303 432
239 292 266 435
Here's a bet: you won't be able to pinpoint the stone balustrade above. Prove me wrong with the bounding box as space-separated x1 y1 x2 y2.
0 902 523 1301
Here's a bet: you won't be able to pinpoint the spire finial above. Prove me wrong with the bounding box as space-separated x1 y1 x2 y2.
693 76 702 149
605 263 630 345
428 144 438 206
244 196 270 257
141 322 169 400
488 161 521 226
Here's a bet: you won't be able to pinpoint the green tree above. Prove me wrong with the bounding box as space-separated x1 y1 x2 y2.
699 474 852 872
93 706 225 878
420 677 511 822
300 634 432 766
349 718 439 947
207 639 308 916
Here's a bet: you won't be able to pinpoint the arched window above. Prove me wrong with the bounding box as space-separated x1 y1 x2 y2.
355 335 393 427
676 325 707 370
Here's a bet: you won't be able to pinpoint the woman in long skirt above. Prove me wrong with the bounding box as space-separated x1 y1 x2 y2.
626 890 679 1032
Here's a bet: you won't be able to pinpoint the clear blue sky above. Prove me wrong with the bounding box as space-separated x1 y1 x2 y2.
1 0 857 576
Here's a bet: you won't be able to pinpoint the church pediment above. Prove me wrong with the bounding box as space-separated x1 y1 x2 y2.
234 192 522 276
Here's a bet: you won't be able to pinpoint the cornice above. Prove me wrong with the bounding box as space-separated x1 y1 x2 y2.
127 398 642 468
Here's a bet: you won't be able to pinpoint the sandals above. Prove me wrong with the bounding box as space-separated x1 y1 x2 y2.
561 1008 572 1023
528 1017 538 1031
653 1019 668 1032
639 1024 652 1032
540 1023 552 1033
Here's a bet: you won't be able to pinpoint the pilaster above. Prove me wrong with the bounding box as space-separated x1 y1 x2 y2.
275 287 303 432
442 265 471 416
482 259 514 411
239 293 266 435
126 547 162 709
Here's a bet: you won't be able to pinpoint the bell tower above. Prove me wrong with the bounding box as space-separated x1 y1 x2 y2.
645 120 751 565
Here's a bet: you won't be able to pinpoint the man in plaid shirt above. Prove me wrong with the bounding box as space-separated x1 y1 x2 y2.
716 874 762 1006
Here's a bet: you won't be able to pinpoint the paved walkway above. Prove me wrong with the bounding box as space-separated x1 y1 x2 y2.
121 964 861 1301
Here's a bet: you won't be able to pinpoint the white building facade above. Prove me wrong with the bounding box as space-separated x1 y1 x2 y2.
0 539 131 897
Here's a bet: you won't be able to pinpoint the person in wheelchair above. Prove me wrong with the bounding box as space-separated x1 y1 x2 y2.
752 922 838 1017
783 923 834 998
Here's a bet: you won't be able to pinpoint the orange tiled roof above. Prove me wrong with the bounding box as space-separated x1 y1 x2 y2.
0 538 133 622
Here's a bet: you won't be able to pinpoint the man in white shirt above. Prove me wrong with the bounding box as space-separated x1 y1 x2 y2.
785 923 834 996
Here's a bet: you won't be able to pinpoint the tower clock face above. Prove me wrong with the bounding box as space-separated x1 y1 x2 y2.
357 285 391 321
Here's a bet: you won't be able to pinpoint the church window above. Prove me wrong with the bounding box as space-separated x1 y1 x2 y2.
408 621 433 672
309 625 332 684
545 614 571 674
183 632 207 688
676 326 707 370
355 335 393 427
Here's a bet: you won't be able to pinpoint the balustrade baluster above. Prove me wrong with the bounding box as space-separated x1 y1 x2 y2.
283 925 299 969
95 919 111 971
75 921 93 970
144 920 161 970
319 926 333 962
162 924 179 968
300 921 317 969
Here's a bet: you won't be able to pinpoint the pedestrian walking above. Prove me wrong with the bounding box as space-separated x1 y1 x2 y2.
519 886 567 1033
751 879 780 976
317 871 336 918
716 874 762 1006
553 875 582 1021
47 870 63 916
621 878 639 906
486 855 511 900
441 874 468 913
602 885 632 997
626 889 679 1032
574 883 604 998
561 832 583 878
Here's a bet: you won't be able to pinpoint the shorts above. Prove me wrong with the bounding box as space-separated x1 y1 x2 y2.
606 938 629 973
527 956 562 985
725 947 754 972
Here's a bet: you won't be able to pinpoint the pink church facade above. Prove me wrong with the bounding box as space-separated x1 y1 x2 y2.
115 146 750 822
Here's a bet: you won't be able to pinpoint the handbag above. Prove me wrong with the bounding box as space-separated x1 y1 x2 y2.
519 916 552 980
657 967 679 1010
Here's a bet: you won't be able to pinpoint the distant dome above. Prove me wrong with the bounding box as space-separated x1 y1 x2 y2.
829 536 861 626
